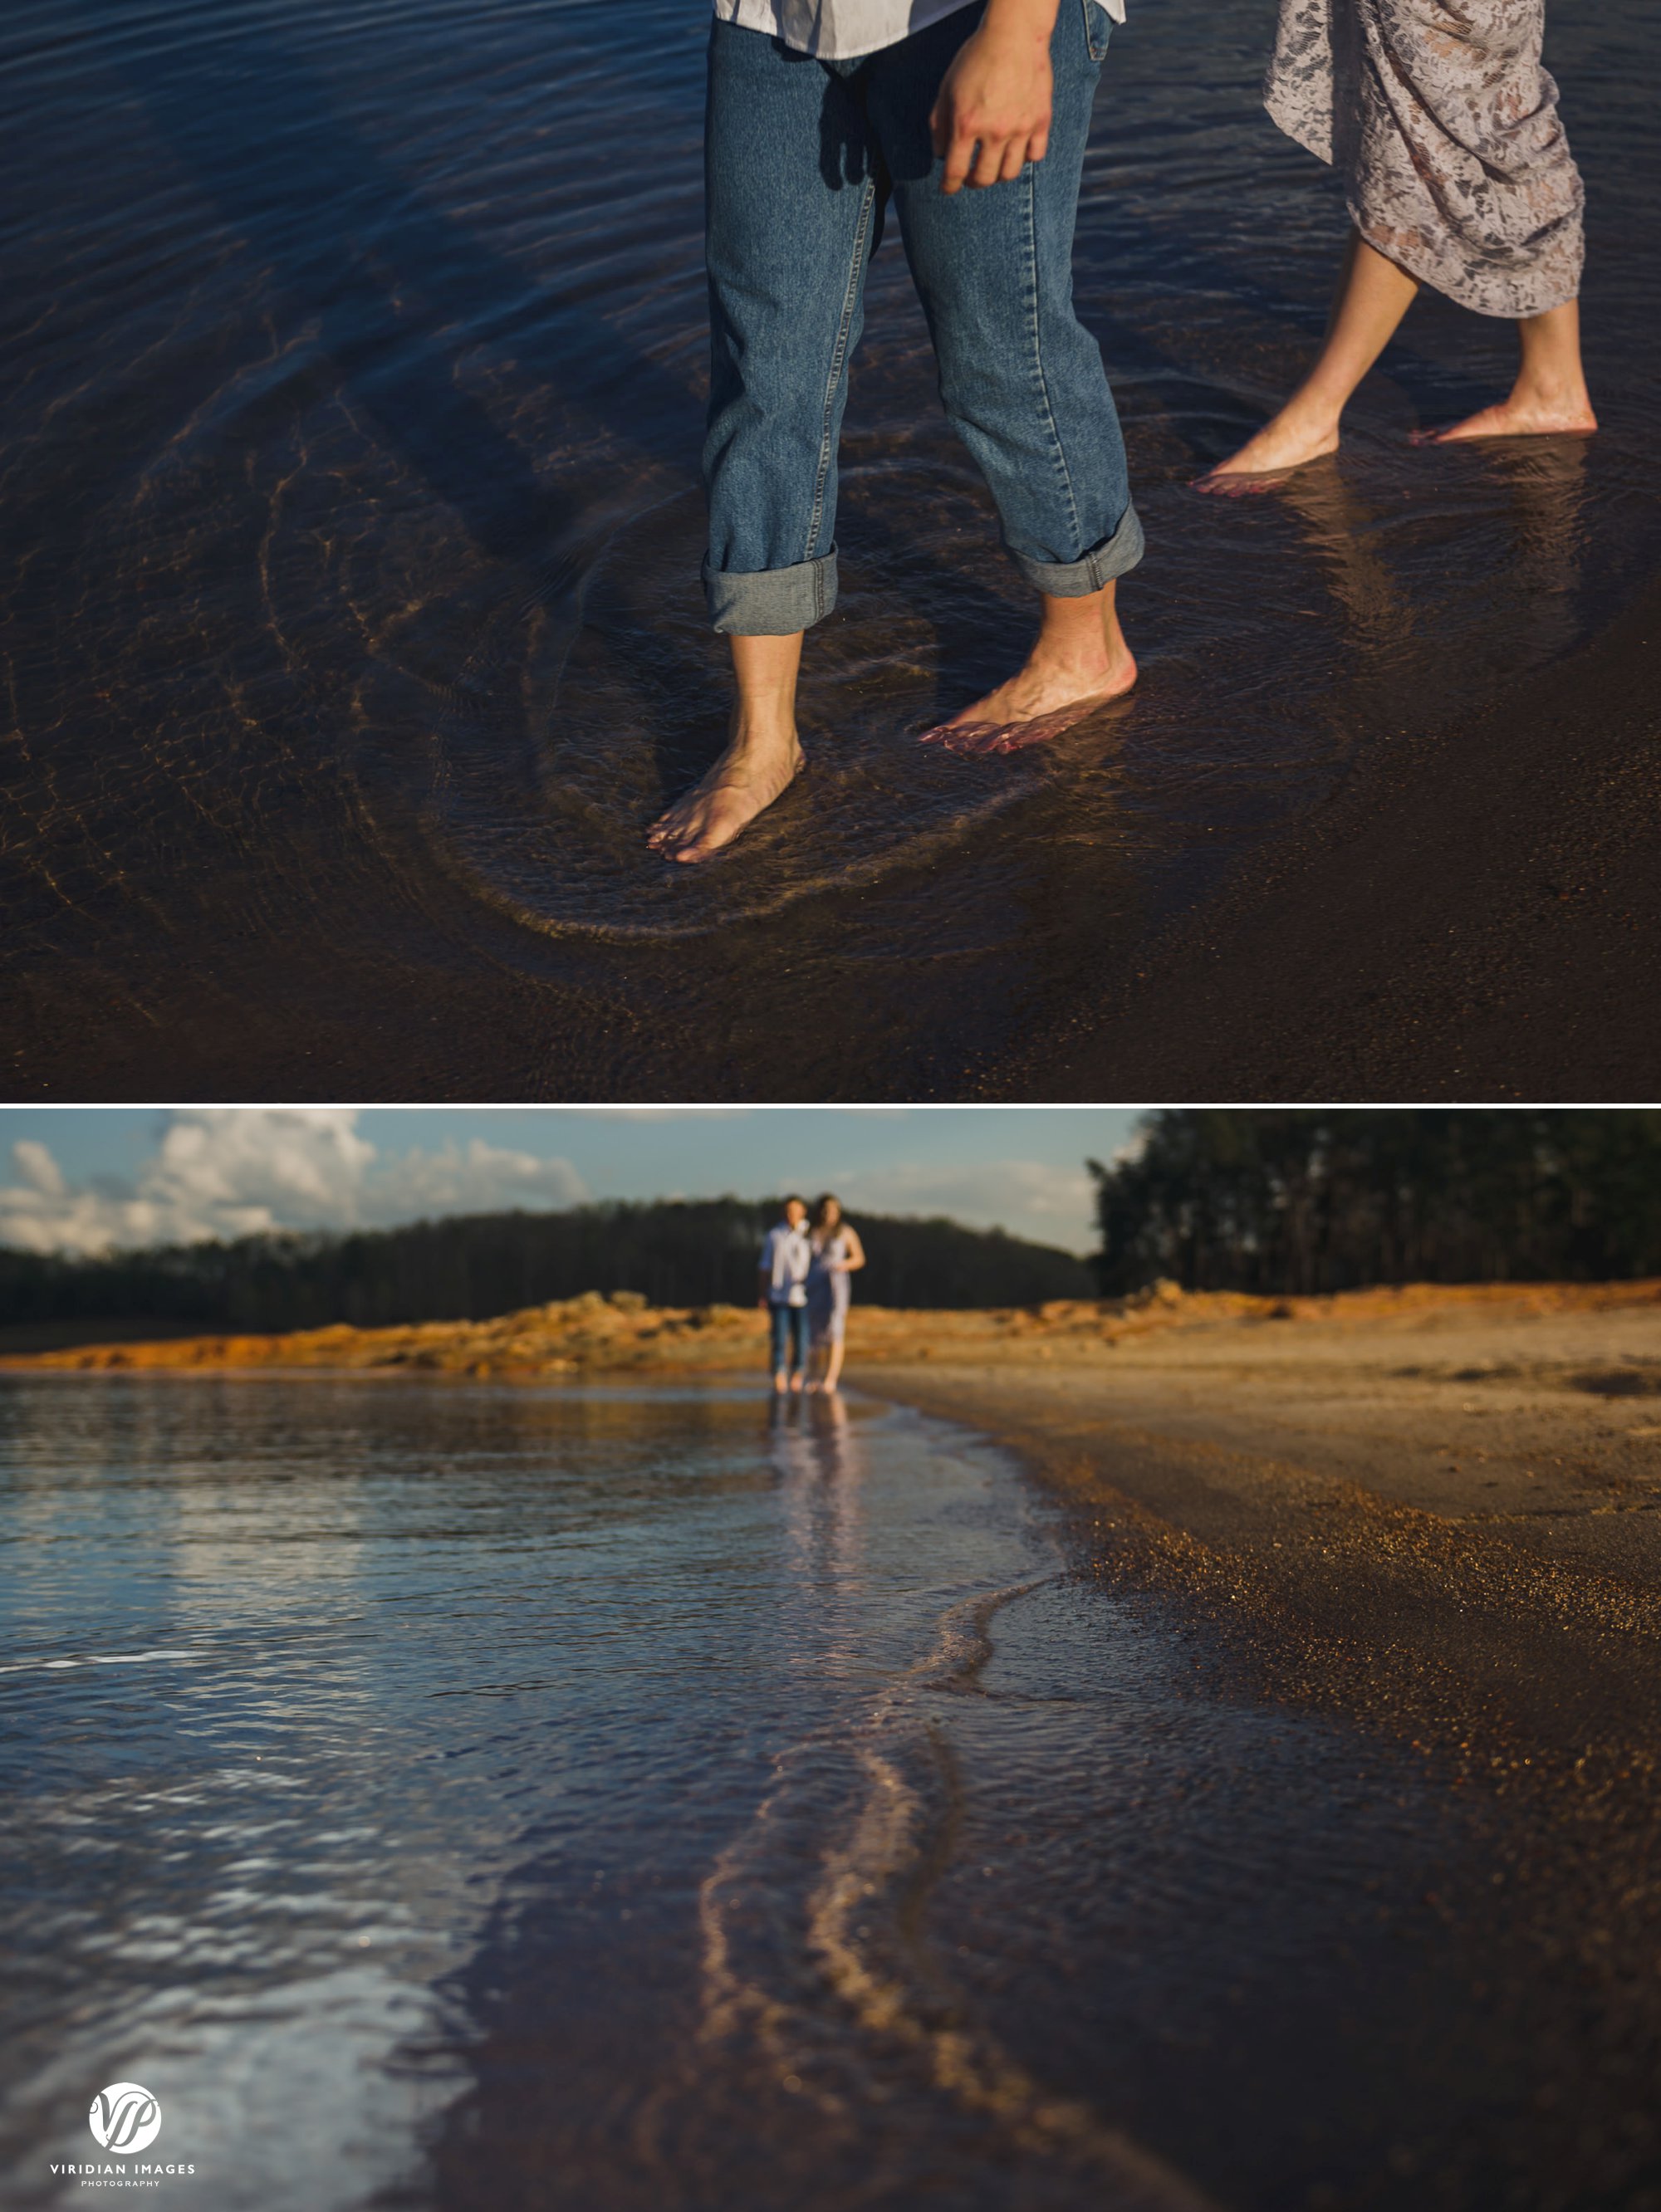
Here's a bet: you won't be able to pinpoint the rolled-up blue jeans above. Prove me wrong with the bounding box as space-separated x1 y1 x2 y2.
769 1300 810 1376
703 0 1140 634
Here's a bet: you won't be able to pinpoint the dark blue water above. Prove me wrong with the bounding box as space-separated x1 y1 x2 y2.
0 1374 1506 2210
0 0 1654 1094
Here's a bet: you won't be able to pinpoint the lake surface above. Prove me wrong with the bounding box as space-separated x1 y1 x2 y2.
0 1374 1537 2210
1 0 1656 1096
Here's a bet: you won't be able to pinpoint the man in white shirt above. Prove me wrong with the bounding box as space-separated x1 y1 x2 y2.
758 1196 815 1392
649 0 1134 866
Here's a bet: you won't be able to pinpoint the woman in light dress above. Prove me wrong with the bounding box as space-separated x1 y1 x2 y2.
806 1195 866 1397
1205 0 1594 482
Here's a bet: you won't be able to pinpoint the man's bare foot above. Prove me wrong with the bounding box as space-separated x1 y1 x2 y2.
937 639 1137 732
1199 402 1340 488
1416 390 1598 445
646 719 806 865
919 697 1128 756
919 577 1137 753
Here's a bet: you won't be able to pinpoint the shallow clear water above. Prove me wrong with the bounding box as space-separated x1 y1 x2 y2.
1 0 1655 1094
0 1376 1497 2210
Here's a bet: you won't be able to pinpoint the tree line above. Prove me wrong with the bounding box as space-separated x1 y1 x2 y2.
1089 1110 1661 1296
0 1198 1095 1335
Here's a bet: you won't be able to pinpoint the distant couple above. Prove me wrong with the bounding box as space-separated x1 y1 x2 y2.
759 1195 867 1394
648 0 1593 864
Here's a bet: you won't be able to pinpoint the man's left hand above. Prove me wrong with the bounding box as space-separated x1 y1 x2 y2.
930 1 1057 194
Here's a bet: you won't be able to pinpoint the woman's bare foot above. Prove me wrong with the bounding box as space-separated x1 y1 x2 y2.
1201 237 1421 489
1418 392 1598 444
1200 399 1340 487
646 717 806 864
1418 301 1596 445
920 577 1137 751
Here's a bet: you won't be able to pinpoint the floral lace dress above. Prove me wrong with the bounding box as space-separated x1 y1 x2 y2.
1264 0 1584 316
807 1231 854 1346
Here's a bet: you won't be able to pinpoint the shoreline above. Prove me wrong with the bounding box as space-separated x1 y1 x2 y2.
839 1277 1661 1769
12 1277 1661 1762
861 1299 1661 2204
14 1275 1661 1759
867 1350 1661 1770
11 1280 1661 2197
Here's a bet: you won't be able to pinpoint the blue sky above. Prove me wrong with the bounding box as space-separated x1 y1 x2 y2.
0 1108 1144 1256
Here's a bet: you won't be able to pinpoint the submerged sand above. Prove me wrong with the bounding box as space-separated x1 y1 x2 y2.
1017 570 1661 1100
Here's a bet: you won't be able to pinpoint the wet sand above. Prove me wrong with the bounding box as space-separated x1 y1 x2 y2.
861 1281 1661 1754
870 1286 1661 2206
1015 564 1661 1100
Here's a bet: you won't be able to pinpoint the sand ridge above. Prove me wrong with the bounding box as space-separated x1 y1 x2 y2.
7 1273 1660 1381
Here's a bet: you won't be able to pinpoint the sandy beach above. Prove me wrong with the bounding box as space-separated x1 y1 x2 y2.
18 1280 1661 1759
869 1284 1661 1750
867 1284 1661 2205
9 1278 1661 2200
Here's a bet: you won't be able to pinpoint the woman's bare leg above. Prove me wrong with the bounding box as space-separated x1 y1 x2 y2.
647 632 806 864
1426 298 1596 443
1203 232 1419 482
822 1338 845 1394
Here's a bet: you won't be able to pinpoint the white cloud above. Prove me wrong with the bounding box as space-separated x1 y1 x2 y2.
11 1140 66 1201
822 1159 1099 1254
0 1113 590 1255
355 1138 589 1224
562 1108 752 1122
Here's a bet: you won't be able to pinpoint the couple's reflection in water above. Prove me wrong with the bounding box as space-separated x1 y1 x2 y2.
1268 433 1590 695
768 1387 867 1601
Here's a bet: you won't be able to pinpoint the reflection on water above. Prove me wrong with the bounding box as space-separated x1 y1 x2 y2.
0 0 1654 1091
0 1376 1500 2210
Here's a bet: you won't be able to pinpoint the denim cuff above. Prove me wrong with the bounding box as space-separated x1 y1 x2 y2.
1010 502 1145 598
703 548 838 635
